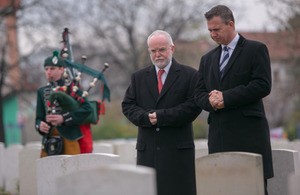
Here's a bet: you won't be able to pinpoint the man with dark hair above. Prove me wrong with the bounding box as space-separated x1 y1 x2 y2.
194 5 274 195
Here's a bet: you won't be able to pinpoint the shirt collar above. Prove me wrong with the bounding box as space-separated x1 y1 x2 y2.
155 59 172 75
222 33 240 51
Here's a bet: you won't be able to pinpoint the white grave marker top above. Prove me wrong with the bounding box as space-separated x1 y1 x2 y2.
56 164 156 195
36 153 120 195
0 142 4 188
196 152 264 195
19 147 41 195
269 149 300 195
4 144 24 195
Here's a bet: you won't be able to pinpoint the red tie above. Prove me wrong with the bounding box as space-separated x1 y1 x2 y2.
158 69 164 94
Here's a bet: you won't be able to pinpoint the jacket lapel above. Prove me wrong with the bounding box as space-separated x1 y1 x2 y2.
146 65 159 100
157 59 180 102
221 35 245 80
212 46 222 82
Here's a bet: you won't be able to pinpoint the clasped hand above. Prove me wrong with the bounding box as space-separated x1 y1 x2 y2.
148 112 157 125
209 90 224 109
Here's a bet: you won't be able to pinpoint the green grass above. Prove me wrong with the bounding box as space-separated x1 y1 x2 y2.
91 100 208 140
0 188 13 195
285 110 300 140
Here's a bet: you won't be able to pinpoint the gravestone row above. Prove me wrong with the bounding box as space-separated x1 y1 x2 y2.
0 138 300 195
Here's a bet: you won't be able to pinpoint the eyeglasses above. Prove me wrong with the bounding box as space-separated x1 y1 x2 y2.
148 46 172 55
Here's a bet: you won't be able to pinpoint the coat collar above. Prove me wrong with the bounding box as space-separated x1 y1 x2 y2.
212 46 222 82
221 34 245 80
145 58 181 101
146 65 159 100
158 59 180 100
212 34 246 81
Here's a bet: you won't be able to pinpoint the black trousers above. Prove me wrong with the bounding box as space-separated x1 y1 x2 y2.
264 179 268 195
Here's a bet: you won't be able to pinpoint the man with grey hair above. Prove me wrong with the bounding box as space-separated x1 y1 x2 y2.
122 30 201 195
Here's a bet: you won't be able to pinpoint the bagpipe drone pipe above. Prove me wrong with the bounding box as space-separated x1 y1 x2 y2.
48 28 110 125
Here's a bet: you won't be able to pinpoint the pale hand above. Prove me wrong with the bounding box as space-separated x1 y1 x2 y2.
46 114 64 126
148 112 157 125
39 121 50 133
209 90 224 109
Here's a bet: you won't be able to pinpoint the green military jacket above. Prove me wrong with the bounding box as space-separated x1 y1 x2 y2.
35 79 92 141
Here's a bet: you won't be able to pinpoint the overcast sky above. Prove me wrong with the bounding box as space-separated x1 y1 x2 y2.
217 0 278 32
18 0 285 55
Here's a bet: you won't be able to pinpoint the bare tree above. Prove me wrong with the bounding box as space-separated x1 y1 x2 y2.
18 0 216 97
0 0 42 144
261 0 300 129
0 0 216 143
0 0 20 144
261 0 300 31
0 39 7 143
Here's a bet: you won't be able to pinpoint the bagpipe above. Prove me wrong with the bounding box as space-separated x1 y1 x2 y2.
48 28 110 125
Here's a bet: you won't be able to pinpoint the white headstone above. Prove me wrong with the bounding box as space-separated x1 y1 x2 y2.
195 148 208 159
194 139 208 149
36 153 120 195
25 141 42 149
114 141 136 164
36 155 71 195
93 142 114 154
288 173 300 195
0 142 4 188
271 139 300 164
268 149 300 195
19 147 40 195
290 141 300 164
271 139 290 150
196 152 264 195
4 144 24 195
62 153 120 173
56 164 156 195
100 139 128 154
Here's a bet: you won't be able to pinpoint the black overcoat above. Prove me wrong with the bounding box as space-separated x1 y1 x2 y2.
122 59 201 195
194 35 274 179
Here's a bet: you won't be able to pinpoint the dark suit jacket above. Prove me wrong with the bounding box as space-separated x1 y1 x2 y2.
122 59 201 195
194 34 274 179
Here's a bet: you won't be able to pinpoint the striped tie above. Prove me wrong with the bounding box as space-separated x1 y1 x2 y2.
219 46 229 78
